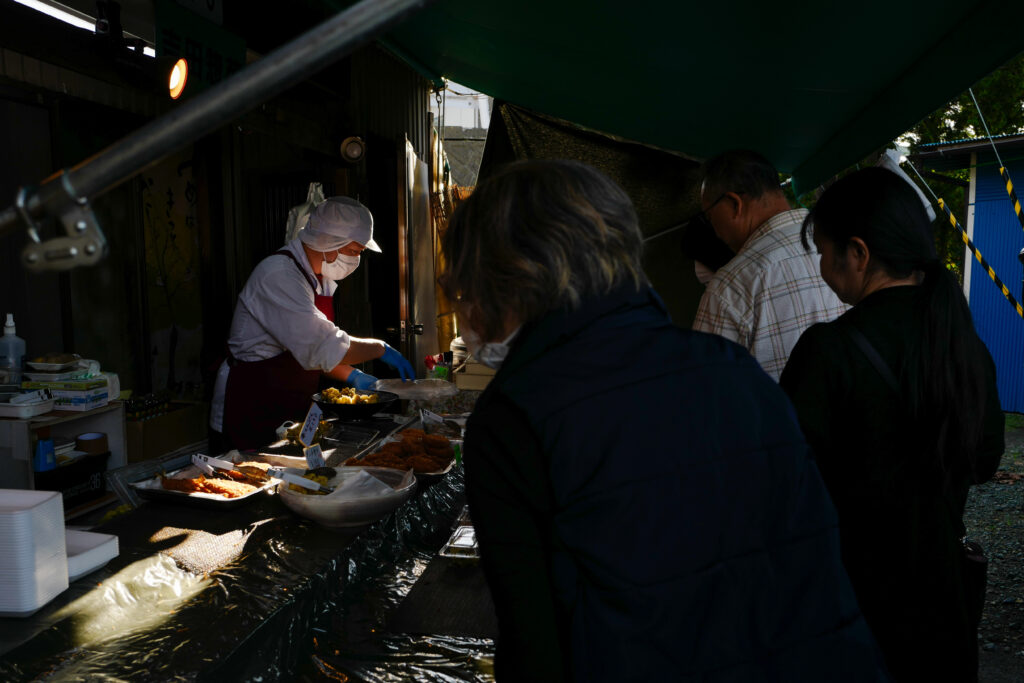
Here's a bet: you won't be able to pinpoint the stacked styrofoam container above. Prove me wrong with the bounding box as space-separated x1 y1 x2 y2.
0 490 69 617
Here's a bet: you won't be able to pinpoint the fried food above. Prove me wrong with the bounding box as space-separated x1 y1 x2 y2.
235 462 271 483
159 474 258 498
347 428 455 473
202 478 258 498
321 386 379 405
288 471 330 495
160 474 205 494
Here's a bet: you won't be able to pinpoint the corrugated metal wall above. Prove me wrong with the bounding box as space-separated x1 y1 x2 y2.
969 157 1024 412
351 46 432 160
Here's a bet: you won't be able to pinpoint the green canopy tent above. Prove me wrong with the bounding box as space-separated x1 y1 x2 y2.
370 0 1024 192
6 0 1024 275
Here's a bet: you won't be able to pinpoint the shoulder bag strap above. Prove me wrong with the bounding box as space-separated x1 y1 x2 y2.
846 326 899 393
847 326 972 544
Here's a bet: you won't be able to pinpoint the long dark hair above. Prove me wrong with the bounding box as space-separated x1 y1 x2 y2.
802 167 989 478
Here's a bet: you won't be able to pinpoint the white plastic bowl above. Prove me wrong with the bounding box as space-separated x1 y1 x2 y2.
277 466 416 528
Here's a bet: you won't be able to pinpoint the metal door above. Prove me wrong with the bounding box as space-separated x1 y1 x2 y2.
397 138 439 377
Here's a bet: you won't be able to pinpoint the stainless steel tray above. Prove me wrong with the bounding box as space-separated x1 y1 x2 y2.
128 454 277 509
439 524 478 561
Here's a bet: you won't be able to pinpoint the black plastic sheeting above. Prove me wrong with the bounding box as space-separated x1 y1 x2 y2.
0 467 495 682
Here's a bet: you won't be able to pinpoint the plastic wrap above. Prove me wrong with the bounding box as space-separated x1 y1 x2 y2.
0 466 492 682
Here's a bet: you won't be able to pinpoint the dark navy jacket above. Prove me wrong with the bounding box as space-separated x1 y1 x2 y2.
464 285 888 682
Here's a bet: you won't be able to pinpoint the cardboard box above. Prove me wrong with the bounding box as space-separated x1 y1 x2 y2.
454 373 492 390
126 401 209 462
34 451 111 509
461 360 496 376
454 359 496 390
51 388 109 412
22 378 108 391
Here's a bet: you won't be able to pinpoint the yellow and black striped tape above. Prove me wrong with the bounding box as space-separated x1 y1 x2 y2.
938 198 1024 318
999 167 1024 230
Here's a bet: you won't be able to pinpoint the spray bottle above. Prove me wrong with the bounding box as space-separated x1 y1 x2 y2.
0 313 26 386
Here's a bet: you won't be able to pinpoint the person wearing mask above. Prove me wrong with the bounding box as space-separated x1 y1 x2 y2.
210 196 414 450
692 149 847 379
440 159 888 682
780 167 1004 682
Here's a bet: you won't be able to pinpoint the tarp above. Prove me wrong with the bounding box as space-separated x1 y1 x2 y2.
0 469 482 682
364 0 1024 191
480 101 709 325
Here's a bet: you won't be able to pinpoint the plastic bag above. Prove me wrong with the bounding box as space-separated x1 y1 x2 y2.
284 182 325 244
373 378 458 401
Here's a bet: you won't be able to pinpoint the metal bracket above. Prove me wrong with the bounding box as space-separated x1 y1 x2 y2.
19 175 109 272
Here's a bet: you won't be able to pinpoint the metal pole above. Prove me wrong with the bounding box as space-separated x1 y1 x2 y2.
1019 248 1024 301
0 0 436 237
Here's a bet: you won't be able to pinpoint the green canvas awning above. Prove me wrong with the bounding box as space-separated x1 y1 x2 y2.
372 0 1024 191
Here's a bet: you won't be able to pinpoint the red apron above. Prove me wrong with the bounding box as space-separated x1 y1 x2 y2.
223 250 334 449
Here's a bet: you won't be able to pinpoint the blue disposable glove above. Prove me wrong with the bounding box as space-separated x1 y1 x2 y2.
380 343 415 381
346 368 378 391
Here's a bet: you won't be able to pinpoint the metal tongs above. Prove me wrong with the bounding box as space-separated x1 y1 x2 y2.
191 454 270 485
267 467 335 494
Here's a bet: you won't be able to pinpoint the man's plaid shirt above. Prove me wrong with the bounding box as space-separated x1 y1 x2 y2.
692 209 848 380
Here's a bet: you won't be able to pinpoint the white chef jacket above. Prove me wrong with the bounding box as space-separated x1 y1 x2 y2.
210 238 351 431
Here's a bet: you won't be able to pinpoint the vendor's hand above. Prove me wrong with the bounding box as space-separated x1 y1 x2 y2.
380 343 415 381
347 368 378 390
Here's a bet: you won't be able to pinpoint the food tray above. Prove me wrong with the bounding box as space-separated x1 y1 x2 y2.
414 456 456 482
65 529 118 581
0 399 55 419
129 454 278 509
26 360 81 372
347 433 459 482
23 369 86 382
439 524 478 561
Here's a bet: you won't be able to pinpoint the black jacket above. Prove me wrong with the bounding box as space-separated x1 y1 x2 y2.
465 285 888 682
781 285 1004 682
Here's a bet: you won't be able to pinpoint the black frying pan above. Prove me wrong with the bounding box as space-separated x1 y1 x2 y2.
311 389 399 421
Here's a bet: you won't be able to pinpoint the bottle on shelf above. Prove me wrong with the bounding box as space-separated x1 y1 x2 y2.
0 313 26 386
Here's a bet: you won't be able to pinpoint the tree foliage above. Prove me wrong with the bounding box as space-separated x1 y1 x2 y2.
899 53 1024 282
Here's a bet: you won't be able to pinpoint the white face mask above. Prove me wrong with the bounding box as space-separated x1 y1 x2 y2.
321 253 360 281
462 325 521 370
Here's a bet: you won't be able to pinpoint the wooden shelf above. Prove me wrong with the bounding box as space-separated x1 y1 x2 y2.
0 401 126 491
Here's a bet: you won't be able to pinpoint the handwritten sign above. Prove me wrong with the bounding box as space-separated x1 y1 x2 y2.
304 443 326 470
298 402 323 447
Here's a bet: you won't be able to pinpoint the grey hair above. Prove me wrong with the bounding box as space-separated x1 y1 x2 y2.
701 149 784 201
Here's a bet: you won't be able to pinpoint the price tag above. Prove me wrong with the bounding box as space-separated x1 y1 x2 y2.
303 443 326 469
298 402 323 447
421 408 444 425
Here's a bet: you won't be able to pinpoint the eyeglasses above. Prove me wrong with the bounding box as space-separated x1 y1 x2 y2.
684 193 728 232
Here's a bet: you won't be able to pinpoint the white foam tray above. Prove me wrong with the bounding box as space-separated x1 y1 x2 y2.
0 399 55 419
0 490 66 569
65 529 118 581
0 551 68 615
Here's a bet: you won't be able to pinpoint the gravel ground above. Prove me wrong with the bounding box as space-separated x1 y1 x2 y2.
966 413 1024 683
